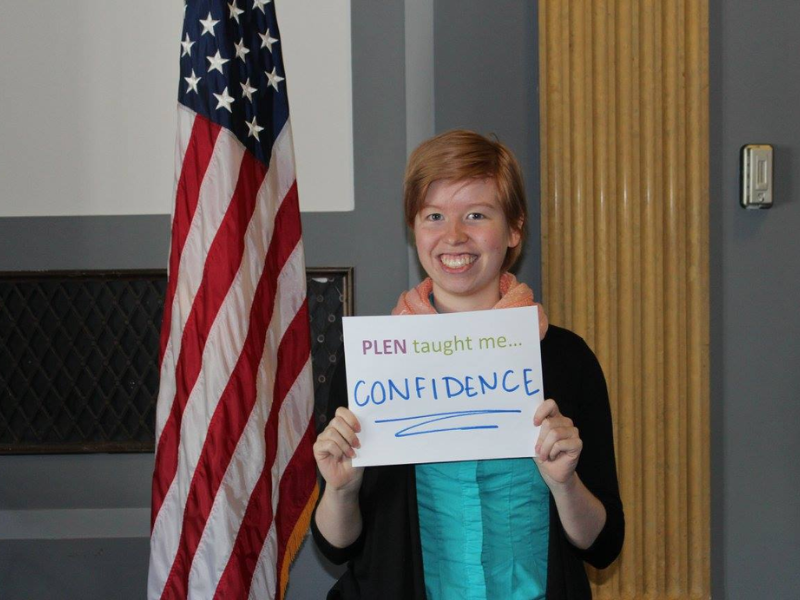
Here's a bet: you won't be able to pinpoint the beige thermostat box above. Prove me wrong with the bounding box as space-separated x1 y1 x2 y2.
740 144 773 209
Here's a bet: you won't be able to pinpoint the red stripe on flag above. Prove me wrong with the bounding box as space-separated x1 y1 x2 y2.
159 115 222 365
151 153 267 527
211 300 312 600
160 184 302 600
274 420 317 599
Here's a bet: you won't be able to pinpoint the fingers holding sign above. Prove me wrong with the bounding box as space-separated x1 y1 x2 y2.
314 407 365 494
533 398 583 487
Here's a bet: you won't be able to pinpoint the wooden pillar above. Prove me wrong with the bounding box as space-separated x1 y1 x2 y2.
539 1 709 598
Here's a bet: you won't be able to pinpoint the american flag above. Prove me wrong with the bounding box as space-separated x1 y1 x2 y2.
148 1 318 598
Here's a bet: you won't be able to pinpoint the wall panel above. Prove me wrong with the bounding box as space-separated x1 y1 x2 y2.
539 2 709 597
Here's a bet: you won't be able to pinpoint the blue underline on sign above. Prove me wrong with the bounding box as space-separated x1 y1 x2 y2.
374 409 524 438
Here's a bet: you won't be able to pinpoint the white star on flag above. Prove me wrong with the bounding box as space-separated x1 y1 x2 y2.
259 29 279 53
180 33 195 57
228 1 244 24
207 50 230 74
245 116 264 140
234 39 250 62
265 67 284 91
240 78 258 102
213 87 235 112
199 12 220 37
184 69 201 93
253 0 272 14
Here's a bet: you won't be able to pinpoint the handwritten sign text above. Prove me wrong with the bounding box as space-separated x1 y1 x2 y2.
342 307 544 466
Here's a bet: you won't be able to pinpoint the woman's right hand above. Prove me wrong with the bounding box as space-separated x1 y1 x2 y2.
314 406 365 494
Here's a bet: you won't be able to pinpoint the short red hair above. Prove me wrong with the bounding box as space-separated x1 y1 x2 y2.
404 129 528 272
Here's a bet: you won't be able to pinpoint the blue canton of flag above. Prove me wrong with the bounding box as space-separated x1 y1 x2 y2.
179 0 289 164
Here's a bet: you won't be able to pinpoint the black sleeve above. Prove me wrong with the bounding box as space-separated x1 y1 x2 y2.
570 338 625 568
309 355 367 565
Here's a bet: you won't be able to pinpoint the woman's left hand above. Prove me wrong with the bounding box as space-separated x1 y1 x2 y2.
533 398 583 488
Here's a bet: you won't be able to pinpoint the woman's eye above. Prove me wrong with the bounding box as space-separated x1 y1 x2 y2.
426 213 443 221
467 212 485 220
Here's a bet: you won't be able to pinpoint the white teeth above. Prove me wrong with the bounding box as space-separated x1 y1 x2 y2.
440 254 476 268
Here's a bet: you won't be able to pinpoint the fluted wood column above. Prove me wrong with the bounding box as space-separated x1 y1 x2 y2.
539 1 709 598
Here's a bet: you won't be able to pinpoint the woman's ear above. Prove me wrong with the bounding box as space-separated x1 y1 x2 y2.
508 218 524 248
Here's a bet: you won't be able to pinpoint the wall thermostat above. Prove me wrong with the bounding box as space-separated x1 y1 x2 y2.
740 144 773 209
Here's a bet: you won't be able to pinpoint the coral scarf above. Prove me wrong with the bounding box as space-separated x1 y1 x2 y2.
391 273 549 341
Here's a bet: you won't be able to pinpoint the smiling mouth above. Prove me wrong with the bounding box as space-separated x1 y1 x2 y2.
439 254 477 270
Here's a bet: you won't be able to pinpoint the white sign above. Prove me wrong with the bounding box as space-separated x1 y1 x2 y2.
342 307 544 467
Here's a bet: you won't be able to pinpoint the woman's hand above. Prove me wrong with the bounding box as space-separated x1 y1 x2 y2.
313 407 365 495
532 398 607 549
314 407 365 548
533 398 583 489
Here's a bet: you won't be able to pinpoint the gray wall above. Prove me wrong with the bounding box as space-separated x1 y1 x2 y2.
710 1 800 598
0 214 167 600
434 0 541 295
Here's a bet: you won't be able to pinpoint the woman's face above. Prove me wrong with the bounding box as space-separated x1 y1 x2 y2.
413 178 521 313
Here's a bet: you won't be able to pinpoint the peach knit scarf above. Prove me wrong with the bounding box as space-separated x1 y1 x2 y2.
391 273 549 341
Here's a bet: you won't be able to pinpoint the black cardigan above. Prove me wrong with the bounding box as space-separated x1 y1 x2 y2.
311 325 624 599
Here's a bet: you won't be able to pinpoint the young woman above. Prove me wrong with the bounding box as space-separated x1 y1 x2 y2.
311 130 624 599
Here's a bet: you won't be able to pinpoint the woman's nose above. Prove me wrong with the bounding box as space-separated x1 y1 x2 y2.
445 220 467 244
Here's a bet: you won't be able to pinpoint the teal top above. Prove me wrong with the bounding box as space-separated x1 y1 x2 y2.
415 458 550 600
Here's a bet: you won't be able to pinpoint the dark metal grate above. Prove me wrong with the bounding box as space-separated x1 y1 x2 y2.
0 268 351 454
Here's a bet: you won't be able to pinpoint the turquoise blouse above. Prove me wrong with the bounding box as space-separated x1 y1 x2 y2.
416 458 550 600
